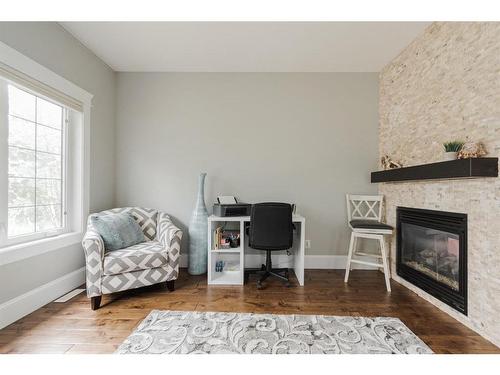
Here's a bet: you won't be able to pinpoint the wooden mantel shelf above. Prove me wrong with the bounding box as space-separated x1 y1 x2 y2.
371 157 498 183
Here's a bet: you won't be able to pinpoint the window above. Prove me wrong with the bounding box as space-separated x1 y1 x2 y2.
0 41 91 260
6 85 66 240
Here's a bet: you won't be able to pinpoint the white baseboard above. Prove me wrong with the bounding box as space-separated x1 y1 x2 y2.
180 254 376 270
0 266 85 329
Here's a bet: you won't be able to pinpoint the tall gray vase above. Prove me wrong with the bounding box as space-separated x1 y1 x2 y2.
188 173 208 275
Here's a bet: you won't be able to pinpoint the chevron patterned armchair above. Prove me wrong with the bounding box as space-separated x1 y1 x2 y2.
82 207 182 310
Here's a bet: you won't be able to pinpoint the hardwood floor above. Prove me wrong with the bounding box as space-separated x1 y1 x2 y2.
0 269 498 354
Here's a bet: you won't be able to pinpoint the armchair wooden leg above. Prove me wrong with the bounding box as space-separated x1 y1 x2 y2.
90 296 101 310
166 280 175 292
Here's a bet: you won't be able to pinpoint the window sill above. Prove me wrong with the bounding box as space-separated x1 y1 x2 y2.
0 231 83 266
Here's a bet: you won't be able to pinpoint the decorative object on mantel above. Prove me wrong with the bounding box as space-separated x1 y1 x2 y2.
442 140 464 161
188 172 208 275
381 155 403 170
116 310 433 354
457 140 487 159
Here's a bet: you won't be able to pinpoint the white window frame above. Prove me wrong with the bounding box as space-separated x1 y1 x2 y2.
0 41 92 266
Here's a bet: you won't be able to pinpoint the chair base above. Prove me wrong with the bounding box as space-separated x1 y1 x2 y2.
245 266 290 289
256 268 290 289
245 250 291 289
90 296 101 310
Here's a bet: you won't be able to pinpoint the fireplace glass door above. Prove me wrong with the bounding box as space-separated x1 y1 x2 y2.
401 223 460 291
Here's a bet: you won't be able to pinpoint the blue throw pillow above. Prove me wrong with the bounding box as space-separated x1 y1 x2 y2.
90 212 145 251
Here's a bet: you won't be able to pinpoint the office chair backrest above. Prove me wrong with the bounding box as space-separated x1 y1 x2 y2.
249 203 293 250
346 194 384 222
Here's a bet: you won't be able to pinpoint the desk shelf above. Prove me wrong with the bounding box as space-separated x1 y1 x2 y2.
209 271 242 285
208 218 244 285
211 248 241 253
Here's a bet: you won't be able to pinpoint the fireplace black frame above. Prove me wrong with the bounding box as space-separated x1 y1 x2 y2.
396 207 467 315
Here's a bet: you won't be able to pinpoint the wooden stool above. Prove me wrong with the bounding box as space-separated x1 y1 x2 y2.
344 194 393 292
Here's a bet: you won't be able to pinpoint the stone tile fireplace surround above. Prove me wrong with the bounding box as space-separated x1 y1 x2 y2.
379 22 500 346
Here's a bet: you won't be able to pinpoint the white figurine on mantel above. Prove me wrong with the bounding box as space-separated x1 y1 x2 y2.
381 155 403 170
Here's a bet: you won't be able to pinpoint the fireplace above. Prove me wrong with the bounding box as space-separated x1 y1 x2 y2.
397 207 467 315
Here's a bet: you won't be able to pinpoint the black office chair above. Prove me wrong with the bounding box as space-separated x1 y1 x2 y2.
245 203 293 289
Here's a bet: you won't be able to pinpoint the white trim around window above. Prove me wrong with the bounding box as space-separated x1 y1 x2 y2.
0 41 92 266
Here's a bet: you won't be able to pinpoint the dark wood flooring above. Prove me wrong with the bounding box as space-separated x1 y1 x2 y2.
0 269 498 354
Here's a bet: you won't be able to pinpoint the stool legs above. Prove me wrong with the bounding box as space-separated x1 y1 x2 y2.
344 232 391 292
344 232 356 283
379 236 391 292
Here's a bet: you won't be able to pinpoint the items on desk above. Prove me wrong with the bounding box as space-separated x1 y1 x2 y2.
213 226 240 250
223 261 239 272
217 196 237 204
213 196 251 217
214 260 239 272
213 203 252 217
220 238 231 249
228 233 240 248
214 226 222 249
215 260 225 272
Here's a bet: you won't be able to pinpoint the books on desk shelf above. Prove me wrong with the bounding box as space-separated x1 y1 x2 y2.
214 226 222 249
213 226 240 250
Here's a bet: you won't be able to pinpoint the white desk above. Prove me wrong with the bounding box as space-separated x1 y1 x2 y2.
207 214 306 286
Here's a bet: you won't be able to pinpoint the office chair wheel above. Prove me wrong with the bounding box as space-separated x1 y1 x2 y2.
285 281 291 288
257 280 263 290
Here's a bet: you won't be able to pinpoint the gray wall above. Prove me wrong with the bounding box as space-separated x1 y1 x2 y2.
0 27 379 304
115 73 378 256
0 22 116 303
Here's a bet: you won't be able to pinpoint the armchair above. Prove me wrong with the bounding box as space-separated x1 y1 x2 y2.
82 207 182 310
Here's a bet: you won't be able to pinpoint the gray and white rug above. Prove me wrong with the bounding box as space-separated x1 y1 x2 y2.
116 310 432 354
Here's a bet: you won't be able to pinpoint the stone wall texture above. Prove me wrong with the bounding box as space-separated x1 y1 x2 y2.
379 22 500 346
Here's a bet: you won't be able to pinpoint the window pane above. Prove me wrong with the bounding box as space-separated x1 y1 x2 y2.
8 206 35 237
36 152 61 178
9 146 36 178
8 116 35 149
8 178 36 207
37 125 62 154
8 86 35 121
7 85 67 240
36 205 62 232
36 97 62 129
36 179 61 205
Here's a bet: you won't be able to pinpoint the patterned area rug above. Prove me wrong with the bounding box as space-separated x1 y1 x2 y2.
116 310 432 354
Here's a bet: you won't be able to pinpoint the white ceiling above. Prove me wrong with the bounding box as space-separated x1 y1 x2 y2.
61 22 430 72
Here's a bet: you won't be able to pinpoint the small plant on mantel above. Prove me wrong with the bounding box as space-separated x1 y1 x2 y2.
443 140 464 161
